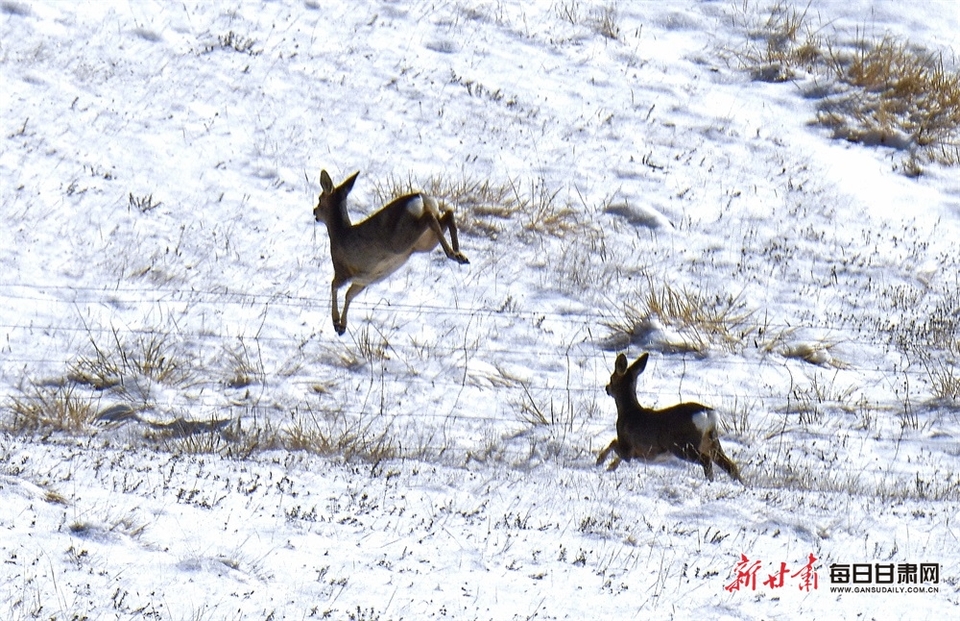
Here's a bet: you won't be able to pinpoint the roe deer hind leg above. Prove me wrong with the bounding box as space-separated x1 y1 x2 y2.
698 453 716 481
703 429 742 483
439 209 467 258
713 446 743 483
430 210 469 264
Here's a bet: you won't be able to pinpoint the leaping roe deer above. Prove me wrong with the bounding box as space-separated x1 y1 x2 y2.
313 170 469 335
597 352 743 483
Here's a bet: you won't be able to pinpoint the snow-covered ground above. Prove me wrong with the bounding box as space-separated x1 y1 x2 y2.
2 1 958 618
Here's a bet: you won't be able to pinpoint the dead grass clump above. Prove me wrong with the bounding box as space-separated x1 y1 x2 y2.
69 329 192 391
739 2 823 82
3 383 96 435
922 358 960 402
515 381 579 431
605 279 755 355
555 0 581 25
202 31 259 56
153 409 398 464
223 340 265 389
555 1 621 40
820 37 960 168
737 3 960 172
886 285 960 403
781 371 857 426
753 449 960 501
516 177 584 238
156 419 268 460
281 410 398 464
889 287 960 356
590 4 620 41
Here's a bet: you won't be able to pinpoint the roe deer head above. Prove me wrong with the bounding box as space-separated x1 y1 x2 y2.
313 169 469 335
597 352 743 483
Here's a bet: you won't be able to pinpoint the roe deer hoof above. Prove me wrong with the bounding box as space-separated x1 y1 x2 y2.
454 253 470 265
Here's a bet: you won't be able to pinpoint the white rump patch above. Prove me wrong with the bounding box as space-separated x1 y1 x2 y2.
691 410 717 435
406 196 425 218
406 194 441 219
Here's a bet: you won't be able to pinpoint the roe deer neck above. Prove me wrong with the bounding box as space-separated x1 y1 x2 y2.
320 200 353 239
608 378 643 416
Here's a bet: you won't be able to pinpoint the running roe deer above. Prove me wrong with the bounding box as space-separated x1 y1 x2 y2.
596 352 743 483
313 170 469 335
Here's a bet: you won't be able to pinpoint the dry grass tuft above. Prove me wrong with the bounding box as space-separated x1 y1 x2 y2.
820 37 960 168
154 408 398 464
281 409 398 464
922 357 960 402
781 371 857 426
737 3 960 172
3 382 97 435
519 178 585 238
69 329 192 391
605 279 755 355
555 1 621 40
516 382 577 431
887 286 960 403
223 340 265 389
590 4 620 41
739 2 823 82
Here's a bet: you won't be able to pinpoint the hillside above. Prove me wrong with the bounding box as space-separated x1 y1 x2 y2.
2 1 958 618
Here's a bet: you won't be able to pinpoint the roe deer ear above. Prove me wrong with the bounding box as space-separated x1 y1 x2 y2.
339 171 359 195
615 353 628 375
629 352 649 376
320 170 334 194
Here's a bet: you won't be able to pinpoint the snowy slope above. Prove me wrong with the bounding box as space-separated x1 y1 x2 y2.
2 1 958 619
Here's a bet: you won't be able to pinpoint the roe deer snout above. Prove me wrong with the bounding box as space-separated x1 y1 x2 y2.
313 169 469 335
597 352 742 483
